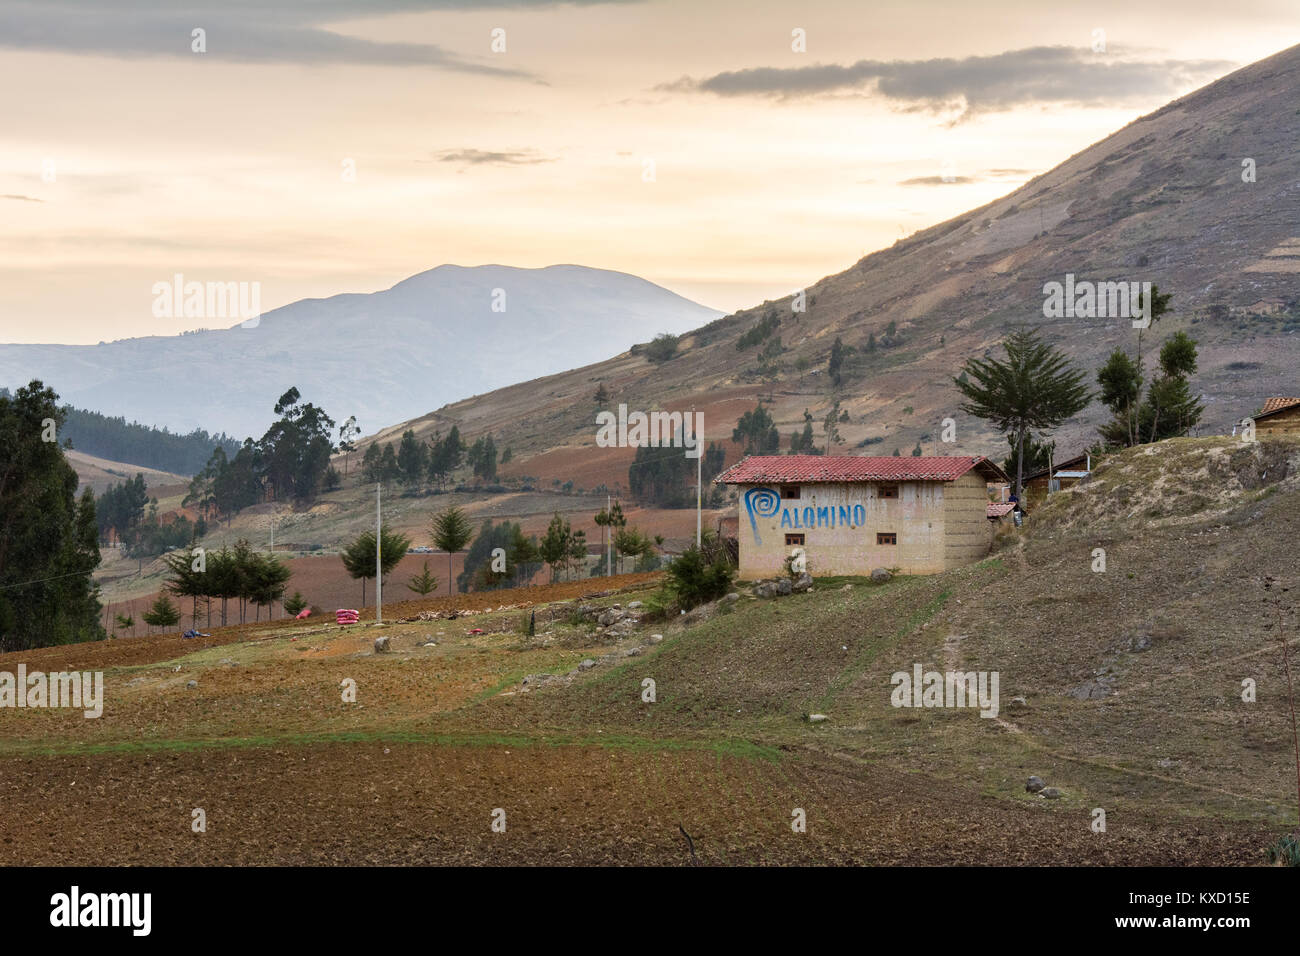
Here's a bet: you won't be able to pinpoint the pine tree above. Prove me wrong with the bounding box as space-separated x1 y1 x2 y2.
954 327 1091 498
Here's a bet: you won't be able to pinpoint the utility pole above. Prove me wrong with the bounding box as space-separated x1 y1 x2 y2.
606 493 612 577
375 483 382 624
695 405 702 548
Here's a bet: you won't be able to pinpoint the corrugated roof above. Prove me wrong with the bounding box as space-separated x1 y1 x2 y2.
715 455 1008 484
1258 397 1300 416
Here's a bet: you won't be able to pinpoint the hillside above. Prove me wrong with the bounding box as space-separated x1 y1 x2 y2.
367 43 1300 494
0 265 722 439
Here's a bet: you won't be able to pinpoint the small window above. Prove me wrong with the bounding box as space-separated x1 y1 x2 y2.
785 533 805 546
780 485 801 499
878 484 898 499
877 532 897 545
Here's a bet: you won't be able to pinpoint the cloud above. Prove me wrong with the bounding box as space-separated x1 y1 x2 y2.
430 148 555 167
898 168 1037 186
661 46 1236 117
898 175 976 186
0 1 636 74
2 194 43 202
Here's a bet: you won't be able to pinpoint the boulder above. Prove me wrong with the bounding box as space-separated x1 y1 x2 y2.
792 572 814 593
870 568 892 584
578 659 597 671
185 680 198 690
374 636 390 653
1040 787 1062 799
597 608 625 627
1025 776 1045 793
627 601 643 609
807 713 829 723
725 592 740 602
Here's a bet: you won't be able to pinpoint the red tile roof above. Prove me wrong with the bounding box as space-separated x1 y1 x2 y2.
986 502 1016 518
1258 397 1300 416
716 455 1008 485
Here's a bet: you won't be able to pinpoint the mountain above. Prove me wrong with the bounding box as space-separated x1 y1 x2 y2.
365 43 1300 489
0 265 723 440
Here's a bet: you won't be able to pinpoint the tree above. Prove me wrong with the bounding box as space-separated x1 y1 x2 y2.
0 381 104 651
247 551 292 621
340 527 411 606
257 387 336 502
594 383 610 405
538 513 586 583
338 415 360 476
431 505 474 594
665 545 735 610
284 591 309 616
732 403 780 455
1143 331 1204 442
954 327 1091 498
645 333 679 364
822 400 843 452
1002 433 1054 479
142 593 181 632
828 336 848 386
397 429 427 487
1096 348 1143 448
407 561 439 596
114 612 135 637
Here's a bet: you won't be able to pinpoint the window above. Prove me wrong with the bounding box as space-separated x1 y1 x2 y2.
785 533 805 546
780 485 801 499
878 483 899 499
877 532 897 545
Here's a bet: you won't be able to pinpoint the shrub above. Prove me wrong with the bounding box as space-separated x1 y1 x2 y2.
664 545 735 610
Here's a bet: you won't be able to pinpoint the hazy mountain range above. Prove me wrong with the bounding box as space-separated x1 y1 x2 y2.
0 264 722 439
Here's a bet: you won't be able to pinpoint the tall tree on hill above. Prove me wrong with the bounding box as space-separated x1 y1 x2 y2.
397 429 426 487
538 512 587 583
257 387 336 501
338 415 360 477
954 327 1091 498
1142 331 1204 442
0 381 104 651
431 505 473 594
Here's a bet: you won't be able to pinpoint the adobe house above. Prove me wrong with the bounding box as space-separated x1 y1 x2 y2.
1023 452 1092 494
1247 397 1300 436
715 455 1009 579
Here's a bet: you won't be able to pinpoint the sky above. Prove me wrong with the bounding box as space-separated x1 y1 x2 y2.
1 0 1296 344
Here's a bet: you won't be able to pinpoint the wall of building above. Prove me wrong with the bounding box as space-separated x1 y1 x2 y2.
733 480 949 578
1257 407 1300 436
942 472 995 569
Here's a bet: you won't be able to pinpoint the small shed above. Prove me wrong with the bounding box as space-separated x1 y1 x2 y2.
1246 397 1300 436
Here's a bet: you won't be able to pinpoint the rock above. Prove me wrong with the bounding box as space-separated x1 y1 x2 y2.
578 659 597 671
807 713 829 723
374 636 390 653
627 601 643 609
1067 679 1111 700
1040 787 1062 799
597 609 625 627
841 583 854 590
1130 633 1153 653
776 578 793 596
624 647 642 657
725 592 740 602
186 680 198 689
1008 696 1028 711
792 572 814 593
870 568 892 584
650 634 664 643
1025 776 1045 793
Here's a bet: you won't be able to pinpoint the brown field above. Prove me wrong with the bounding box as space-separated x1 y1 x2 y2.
5 439 1298 866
